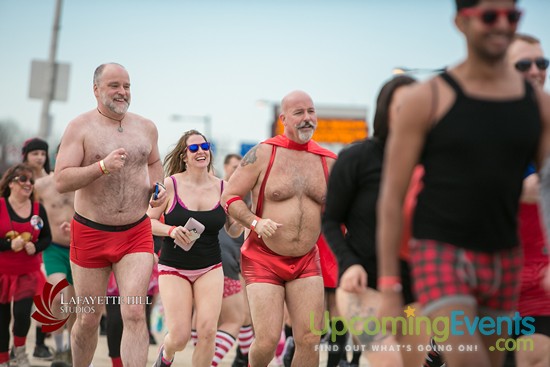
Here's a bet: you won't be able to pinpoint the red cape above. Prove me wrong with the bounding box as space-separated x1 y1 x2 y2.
262 135 337 159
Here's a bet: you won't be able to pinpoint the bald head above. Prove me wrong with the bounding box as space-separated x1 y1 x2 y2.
281 90 314 114
93 63 127 86
279 90 317 143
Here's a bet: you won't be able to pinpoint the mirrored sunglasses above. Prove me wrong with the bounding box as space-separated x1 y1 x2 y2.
187 142 211 153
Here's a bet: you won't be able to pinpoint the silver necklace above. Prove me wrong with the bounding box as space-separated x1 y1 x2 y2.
97 108 124 132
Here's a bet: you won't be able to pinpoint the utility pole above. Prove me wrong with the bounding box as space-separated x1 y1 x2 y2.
38 0 63 140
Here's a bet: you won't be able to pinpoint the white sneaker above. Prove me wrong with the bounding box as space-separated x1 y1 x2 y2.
14 345 31 367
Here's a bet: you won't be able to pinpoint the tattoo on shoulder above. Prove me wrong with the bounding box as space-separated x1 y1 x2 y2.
241 145 259 166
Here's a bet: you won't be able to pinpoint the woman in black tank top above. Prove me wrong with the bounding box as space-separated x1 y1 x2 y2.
147 130 242 367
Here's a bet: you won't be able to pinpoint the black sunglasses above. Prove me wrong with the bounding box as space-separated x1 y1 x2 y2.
515 57 550 72
459 8 522 26
13 175 35 185
187 142 211 153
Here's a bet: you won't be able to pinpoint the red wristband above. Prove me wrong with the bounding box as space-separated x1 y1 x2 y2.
224 196 243 214
167 226 176 237
377 276 401 288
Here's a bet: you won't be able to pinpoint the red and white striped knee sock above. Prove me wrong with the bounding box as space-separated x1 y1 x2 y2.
211 330 236 367
191 329 198 347
237 324 254 355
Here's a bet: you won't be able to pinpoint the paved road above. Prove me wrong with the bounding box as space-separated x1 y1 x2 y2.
26 321 340 367
28 324 244 367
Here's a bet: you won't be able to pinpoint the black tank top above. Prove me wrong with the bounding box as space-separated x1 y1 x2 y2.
159 177 226 269
413 72 541 251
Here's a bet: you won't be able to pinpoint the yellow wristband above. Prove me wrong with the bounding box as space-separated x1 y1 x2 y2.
99 160 109 175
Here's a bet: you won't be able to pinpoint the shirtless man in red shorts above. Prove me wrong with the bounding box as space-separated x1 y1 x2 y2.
221 90 336 367
54 63 166 367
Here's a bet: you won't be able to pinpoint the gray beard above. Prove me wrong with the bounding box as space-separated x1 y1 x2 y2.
108 101 129 115
297 128 314 142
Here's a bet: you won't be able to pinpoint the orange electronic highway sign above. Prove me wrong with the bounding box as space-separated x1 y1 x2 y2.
273 118 367 144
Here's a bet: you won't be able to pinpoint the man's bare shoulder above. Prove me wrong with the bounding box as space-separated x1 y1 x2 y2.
126 112 158 137
406 78 438 104
61 110 97 140
69 109 96 127
127 112 156 126
240 143 270 168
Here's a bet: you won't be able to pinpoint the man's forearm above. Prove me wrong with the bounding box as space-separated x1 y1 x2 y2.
228 200 256 230
55 163 104 193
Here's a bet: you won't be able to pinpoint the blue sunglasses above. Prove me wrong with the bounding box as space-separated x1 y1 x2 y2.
187 142 211 153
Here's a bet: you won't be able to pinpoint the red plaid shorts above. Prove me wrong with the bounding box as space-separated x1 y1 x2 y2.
410 239 523 315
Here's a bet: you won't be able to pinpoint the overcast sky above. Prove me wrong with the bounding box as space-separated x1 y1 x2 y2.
1 0 549 162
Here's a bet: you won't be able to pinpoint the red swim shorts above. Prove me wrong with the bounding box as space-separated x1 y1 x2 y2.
241 234 321 286
70 213 153 268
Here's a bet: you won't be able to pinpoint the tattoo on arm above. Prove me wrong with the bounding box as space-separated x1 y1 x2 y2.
241 145 259 167
348 295 362 316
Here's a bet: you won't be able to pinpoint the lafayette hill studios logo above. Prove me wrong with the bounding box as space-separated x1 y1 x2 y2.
32 279 70 332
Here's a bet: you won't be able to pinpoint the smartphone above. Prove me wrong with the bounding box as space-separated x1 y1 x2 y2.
186 229 200 242
174 217 205 251
153 183 160 200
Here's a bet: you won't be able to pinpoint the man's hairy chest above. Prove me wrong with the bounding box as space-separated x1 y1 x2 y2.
262 154 327 205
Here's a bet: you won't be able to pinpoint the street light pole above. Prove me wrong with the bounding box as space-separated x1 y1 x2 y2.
392 66 446 75
38 0 63 140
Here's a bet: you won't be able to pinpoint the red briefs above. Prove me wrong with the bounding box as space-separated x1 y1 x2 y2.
241 234 321 286
70 213 153 268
